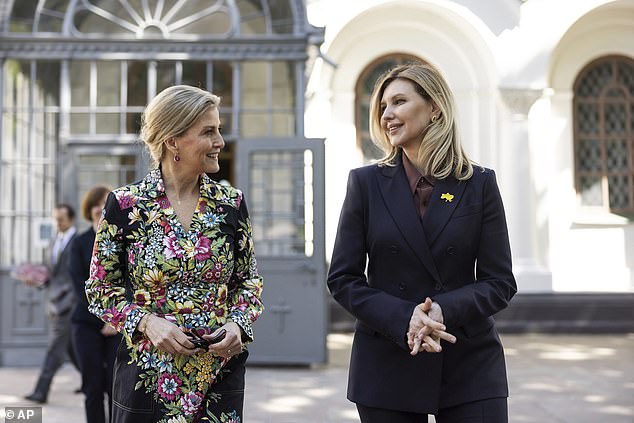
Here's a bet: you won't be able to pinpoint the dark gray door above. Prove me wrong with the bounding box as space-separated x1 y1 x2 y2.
236 138 326 364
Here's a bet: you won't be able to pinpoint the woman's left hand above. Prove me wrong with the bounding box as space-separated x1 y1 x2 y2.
204 321 244 359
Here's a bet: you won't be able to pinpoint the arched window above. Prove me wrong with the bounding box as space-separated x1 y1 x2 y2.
573 56 634 216
7 0 299 37
355 54 424 163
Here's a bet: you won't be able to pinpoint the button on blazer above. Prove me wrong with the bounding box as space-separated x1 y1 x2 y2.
327 155 517 414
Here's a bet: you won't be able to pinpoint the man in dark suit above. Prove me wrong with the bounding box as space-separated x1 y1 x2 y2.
24 204 78 404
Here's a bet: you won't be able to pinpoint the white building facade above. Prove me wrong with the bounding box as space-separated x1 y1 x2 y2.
305 0 634 295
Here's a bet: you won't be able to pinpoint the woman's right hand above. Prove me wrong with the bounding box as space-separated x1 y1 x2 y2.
407 297 456 355
139 314 198 356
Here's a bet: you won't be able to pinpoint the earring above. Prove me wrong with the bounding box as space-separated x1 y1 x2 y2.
431 115 438 123
174 154 180 162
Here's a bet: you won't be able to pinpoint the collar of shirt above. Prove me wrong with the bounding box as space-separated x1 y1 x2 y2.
141 167 217 201
58 226 77 246
402 152 435 194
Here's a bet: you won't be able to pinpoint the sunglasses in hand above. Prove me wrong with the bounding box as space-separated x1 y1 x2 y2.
187 328 226 349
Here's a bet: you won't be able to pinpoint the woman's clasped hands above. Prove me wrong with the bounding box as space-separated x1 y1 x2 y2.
407 297 456 356
140 314 244 358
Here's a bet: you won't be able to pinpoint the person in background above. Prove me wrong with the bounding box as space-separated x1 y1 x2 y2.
86 85 264 423
69 185 122 423
327 63 517 423
24 204 79 403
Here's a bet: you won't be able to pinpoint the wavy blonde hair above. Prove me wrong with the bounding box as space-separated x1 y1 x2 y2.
140 85 221 168
369 63 473 180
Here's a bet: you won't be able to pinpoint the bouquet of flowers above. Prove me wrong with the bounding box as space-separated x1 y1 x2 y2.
11 263 49 287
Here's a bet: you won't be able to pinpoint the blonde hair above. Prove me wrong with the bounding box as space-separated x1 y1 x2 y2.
369 63 474 180
140 85 221 168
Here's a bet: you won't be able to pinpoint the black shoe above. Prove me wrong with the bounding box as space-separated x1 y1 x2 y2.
24 393 47 404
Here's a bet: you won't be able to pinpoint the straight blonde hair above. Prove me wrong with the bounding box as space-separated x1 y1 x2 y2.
140 85 221 168
369 63 474 180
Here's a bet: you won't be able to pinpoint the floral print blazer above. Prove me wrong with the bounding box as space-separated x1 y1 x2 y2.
85 169 263 419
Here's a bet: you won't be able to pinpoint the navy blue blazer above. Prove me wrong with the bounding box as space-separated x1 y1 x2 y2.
69 228 105 330
327 156 517 414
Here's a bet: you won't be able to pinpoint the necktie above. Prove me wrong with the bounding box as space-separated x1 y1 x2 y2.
52 233 64 264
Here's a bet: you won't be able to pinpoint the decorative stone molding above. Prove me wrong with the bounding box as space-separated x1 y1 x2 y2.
499 88 542 119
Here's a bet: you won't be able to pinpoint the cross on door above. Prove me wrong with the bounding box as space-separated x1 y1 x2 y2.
19 289 43 326
269 299 292 334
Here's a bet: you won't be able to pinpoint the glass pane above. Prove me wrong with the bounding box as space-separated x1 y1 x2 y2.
170 7 231 36
269 0 294 34
241 113 268 138
4 61 31 114
577 139 602 172
606 139 629 171
3 112 30 159
127 62 148 106
35 61 61 107
182 61 207 89
271 113 295 136
219 111 233 136
212 62 233 106
96 113 120 134
249 150 313 257
9 0 37 32
70 61 91 107
237 0 266 34
604 102 626 135
608 175 630 210
271 62 294 109
126 112 143 134
73 9 129 35
617 61 634 96
157 62 176 93
241 62 267 108
576 102 598 133
71 113 90 133
579 175 603 206
577 62 612 97
37 10 64 32
97 61 121 106
360 102 369 131
32 112 59 158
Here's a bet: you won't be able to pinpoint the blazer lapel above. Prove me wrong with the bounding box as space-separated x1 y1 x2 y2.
423 176 468 245
378 163 441 284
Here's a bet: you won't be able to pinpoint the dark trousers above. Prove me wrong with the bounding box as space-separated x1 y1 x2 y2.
357 397 508 423
29 311 77 399
111 344 247 423
72 323 121 423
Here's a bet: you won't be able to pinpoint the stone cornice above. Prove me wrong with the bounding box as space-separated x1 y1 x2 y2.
0 37 310 60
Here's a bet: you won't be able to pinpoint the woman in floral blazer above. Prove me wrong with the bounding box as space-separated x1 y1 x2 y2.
86 85 263 423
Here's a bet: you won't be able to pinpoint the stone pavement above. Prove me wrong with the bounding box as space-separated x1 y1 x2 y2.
0 333 632 423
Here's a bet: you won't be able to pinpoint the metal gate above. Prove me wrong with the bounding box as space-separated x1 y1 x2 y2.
236 138 326 364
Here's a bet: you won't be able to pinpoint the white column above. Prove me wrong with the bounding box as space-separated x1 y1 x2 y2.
500 88 552 292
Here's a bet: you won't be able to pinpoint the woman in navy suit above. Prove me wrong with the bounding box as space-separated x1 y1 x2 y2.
69 185 122 423
327 63 517 423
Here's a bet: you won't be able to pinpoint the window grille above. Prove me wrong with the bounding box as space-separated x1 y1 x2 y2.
573 56 634 216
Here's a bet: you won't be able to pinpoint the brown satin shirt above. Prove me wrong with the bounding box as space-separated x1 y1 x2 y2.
402 153 435 219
